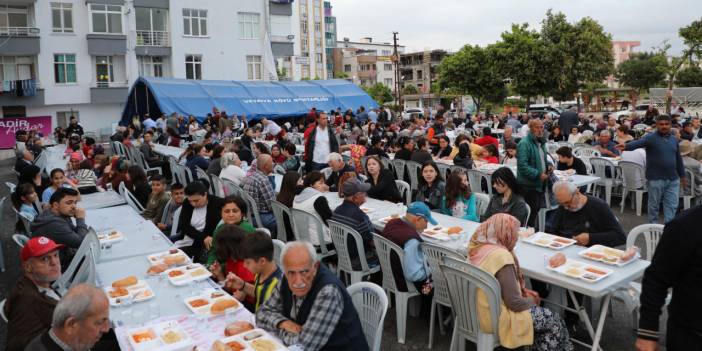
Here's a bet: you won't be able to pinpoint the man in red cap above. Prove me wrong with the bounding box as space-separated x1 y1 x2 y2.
4 236 63 351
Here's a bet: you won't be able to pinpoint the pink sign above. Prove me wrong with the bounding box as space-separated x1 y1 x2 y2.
0 116 52 149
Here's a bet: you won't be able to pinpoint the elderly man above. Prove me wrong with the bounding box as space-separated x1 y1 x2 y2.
241 154 278 234
618 115 686 224
31 188 87 267
257 241 368 351
502 125 518 145
26 284 110 351
592 130 620 157
547 181 625 247
331 178 376 267
325 152 354 192
304 112 339 172
381 202 434 291
5 237 63 351
517 119 551 227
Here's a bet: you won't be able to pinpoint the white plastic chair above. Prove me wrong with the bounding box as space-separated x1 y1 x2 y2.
372 233 421 344
13 208 32 235
168 157 181 185
53 231 100 295
5 182 16 193
135 149 163 176
441 256 502 351
395 180 411 206
405 161 422 191
290 208 336 260
119 182 145 214
421 243 465 349
328 220 380 284
0 299 6 323
619 161 648 216
321 167 333 179
347 282 389 351
589 157 621 206
612 224 665 330
681 169 700 210
221 178 242 197
437 163 452 181
271 239 285 268
473 193 490 219
239 190 263 229
12 234 30 248
467 169 492 195
573 147 602 158
391 159 406 181
270 200 292 242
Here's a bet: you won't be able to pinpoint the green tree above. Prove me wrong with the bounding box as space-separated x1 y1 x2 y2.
541 10 614 108
616 52 667 94
676 65 702 87
402 84 418 95
659 19 702 111
438 44 507 112
493 24 555 108
363 83 394 104
334 71 349 79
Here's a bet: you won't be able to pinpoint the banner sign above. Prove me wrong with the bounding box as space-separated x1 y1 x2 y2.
0 116 52 149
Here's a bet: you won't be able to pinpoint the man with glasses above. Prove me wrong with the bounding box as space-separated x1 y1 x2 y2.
256 241 368 351
547 181 625 247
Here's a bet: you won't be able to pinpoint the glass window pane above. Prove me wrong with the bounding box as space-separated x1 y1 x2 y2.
108 13 121 33
152 9 166 31
183 18 190 35
55 63 64 83
64 10 73 31
195 64 201 79
52 9 61 29
107 5 120 11
185 63 193 79
66 54 75 63
54 54 64 63
200 19 206 36
67 63 76 82
90 4 104 11
8 13 27 27
192 21 199 36
135 8 149 31
92 13 106 32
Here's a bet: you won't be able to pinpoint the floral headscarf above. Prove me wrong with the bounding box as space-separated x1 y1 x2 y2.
468 213 525 290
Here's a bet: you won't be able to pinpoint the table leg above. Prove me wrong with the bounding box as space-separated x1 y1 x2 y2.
589 294 611 351
567 290 605 351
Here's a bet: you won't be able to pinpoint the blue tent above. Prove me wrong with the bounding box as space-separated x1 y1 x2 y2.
121 77 378 124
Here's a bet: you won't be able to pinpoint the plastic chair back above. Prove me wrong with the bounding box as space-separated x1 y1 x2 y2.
372 234 418 294
405 161 422 191
0 299 6 323
209 175 226 198
440 257 501 348
546 142 559 155
589 157 617 182
395 180 411 206
53 231 100 295
14 209 32 235
120 183 145 214
12 234 30 248
573 147 601 158
329 220 373 274
221 178 241 197
270 200 292 242
240 190 263 228
170 206 182 239
290 208 335 258
420 242 464 308
473 193 490 218
391 159 406 181
626 224 664 261
467 169 492 195
321 167 333 179
347 282 389 351
437 163 451 181
5 182 16 193
619 161 647 190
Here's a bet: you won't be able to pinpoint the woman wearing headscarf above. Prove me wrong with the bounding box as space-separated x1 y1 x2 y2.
468 213 573 351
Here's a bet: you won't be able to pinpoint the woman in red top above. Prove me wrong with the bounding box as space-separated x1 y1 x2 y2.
481 144 500 164
212 224 256 306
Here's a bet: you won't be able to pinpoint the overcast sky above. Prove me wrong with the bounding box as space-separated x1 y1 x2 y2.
332 0 701 55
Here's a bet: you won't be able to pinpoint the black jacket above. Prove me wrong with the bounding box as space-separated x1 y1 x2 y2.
367 169 401 203
326 164 355 192
177 195 224 261
5 276 58 351
304 125 339 170
558 111 579 136
545 195 625 247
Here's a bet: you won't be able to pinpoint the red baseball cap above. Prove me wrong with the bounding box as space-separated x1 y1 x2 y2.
21 236 64 262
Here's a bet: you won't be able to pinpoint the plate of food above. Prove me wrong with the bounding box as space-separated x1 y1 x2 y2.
147 249 190 267
421 226 451 241
97 230 124 244
241 330 287 351
105 276 155 306
578 245 639 266
127 321 194 351
547 258 613 283
183 290 243 316
360 207 374 214
165 263 213 286
522 232 577 250
379 214 402 224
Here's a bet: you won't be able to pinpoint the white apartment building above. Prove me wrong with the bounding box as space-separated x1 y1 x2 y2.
291 0 326 80
0 0 296 134
335 37 404 91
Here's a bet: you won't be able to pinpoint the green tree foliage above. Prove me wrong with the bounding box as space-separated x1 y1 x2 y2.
437 44 507 112
402 84 418 95
616 52 667 94
363 83 394 104
659 19 702 111
676 65 702 87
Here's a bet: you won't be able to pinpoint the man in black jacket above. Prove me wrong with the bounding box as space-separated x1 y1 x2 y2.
636 205 702 351
558 107 579 138
325 152 354 192
177 181 224 262
64 116 84 137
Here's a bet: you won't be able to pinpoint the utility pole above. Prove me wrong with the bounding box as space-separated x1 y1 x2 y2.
392 32 401 113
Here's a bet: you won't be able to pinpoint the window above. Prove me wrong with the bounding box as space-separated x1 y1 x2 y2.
238 12 260 39
51 3 73 33
315 53 323 63
314 22 321 33
381 50 392 56
300 20 308 34
183 9 207 37
0 56 34 82
344 64 351 72
138 56 165 77
89 4 122 34
185 55 202 80
0 5 29 32
416 70 423 79
94 56 113 87
384 63 393 71
246 55 262 80
384 78 393 86
302 65 310 79
54 54 76 84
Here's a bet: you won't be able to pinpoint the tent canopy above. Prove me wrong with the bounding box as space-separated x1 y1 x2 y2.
121 77 378 124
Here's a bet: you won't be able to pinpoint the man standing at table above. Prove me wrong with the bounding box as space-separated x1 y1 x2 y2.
548 181 625 247
65 116 83 137
304 112 339 172
5 237 63 351
636 205 702 351
31 188 87 267
517 119 552 227
617 115 686 224
256 241 368 351
262 117 286 141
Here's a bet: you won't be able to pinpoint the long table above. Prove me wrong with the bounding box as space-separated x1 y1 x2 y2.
79 190 126 209
153 144 186 160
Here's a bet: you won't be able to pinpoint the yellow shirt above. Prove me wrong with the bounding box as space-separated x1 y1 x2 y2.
475 249 533 349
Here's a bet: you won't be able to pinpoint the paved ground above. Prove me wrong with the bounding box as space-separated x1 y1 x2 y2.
0 156 667 351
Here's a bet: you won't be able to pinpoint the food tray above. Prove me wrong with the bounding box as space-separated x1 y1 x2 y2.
360 207 373 214
547 259 613 283
183 289 243 316
522 232 577 250
147 249 190 266
578 245 639 267
379 214 403 224
127 321 195 351
213 329 287 351
164 263 212 286
420 226 463 241
105 279 155 306
97 230 125 244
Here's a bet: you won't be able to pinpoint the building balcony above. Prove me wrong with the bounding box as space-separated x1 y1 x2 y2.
87 34 127 55
271 35 294 57
136 30 170 47
0 27 40 54
0 79 44 106
0 26 39 37
90 81 128 104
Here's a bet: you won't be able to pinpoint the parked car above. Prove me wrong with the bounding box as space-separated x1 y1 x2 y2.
527 104 563 114
613 104 650 122
528 109 561 120
401 108 424 120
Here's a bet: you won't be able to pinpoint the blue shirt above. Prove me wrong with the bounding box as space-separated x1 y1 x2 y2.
624 131 685 180
367 110 378 123
19 203 38 222
403 239 430 282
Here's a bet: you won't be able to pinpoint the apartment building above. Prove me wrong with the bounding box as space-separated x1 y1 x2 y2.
606 40 641 88
334 37 404 91
293 0 326 80
0 0 295 134
323 1 335 79
399 49 448 94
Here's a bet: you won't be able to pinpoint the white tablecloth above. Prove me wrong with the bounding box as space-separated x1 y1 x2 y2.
79 190 126 209
153 144 186 160
43 144 68 173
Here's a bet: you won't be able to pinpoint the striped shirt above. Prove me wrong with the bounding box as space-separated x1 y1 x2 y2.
254 267 283 312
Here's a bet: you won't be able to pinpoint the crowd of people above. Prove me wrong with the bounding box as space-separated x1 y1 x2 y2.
6 102 702 351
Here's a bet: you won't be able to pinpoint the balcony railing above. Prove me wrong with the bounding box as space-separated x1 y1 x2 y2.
93 81 129 88
136 30 170 47
0 27 40 37
271 35 294 43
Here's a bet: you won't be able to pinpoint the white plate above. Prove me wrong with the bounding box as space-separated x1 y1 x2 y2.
378 215 402 224
164 264 212 286
183 290 243 316
360 207 374 214
97 230 125 244
522 232 577 250
547 259 613 283
104 280 155 306
147 249 190 266
126 321 194 351
578 245 639 267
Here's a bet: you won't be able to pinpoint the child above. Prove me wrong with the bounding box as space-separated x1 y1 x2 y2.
12 182 39 222
440 170 478 221
42 169 75 203
76 159 99 194
158 183 185 234
224 230 283 312
142 175 171 222
501 141 518 167
481 144 499 164
567 126 582 144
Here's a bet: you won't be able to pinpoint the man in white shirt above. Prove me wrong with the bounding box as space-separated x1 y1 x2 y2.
261 117 285 141
304 112 339 172
142 114 157 131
